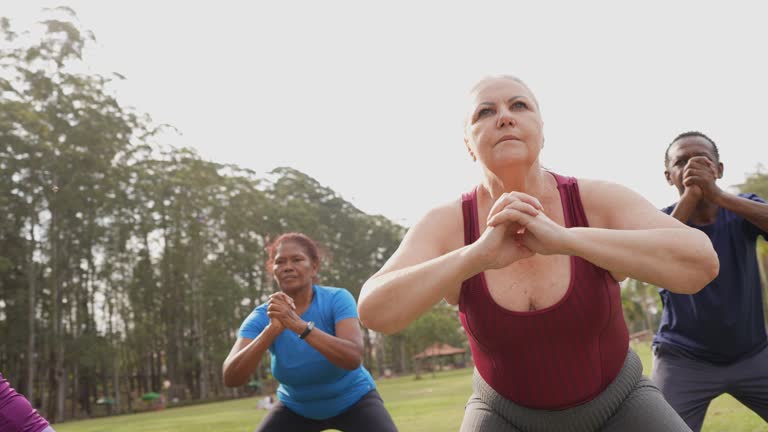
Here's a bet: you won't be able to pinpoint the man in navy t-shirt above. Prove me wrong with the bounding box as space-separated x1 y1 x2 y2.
652 131 768 431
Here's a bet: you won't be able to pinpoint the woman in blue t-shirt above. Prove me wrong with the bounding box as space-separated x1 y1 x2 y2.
223 232 397 432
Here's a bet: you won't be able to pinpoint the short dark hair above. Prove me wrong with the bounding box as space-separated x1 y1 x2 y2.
265 232 322 274
664 131 720 167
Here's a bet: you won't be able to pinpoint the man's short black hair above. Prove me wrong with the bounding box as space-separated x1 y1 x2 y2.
664 131 720 167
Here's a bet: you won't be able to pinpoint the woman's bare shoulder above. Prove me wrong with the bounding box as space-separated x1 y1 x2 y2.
574 177 638 204
411 196 465 252
574 177 667 229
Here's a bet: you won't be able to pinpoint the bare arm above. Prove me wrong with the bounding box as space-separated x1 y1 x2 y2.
563 227 716 293
359 195 542 335
358 203 476 335
669 187 702 223
222 325 282 387
268 296 364 370
714 192 768 234
567 179 719 293
680 155 768 232
300 318 364 370
486 180 720 294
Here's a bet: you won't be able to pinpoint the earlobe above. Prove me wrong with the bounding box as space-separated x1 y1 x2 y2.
664 171 673 185
464 139 476 162
718 162 724 179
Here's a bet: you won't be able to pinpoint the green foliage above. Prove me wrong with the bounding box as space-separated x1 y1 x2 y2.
401 302 464 351
621 279 661 334
736 169 768 327
0 11 406 420
736 165 768 198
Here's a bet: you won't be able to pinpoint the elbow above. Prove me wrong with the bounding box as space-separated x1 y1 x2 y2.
342 355 364 371
358 281 407 335
222 364 245 388
675 241 720 295
338 344 365 371
363 321 402 336
358 305 379 333
692 235 720 293
223 375 244 388
358 307 402 336
358 293 386 334
692 248 720 294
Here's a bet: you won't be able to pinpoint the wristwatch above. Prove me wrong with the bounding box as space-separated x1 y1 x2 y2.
299 321 315 339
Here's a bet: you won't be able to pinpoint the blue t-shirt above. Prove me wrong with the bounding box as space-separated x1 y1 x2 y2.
653 193 768 364
239 285 375 419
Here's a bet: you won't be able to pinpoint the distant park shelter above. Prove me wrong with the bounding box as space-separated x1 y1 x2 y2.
413 343 468 371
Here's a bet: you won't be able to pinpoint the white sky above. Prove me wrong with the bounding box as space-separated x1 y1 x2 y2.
5 1 767 227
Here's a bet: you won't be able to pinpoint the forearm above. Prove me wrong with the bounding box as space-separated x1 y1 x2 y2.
358 245 483 334
300 327 363 370
564 227 719 293
669 194 698 223
670 200 696 223
714 192 768 233
222 326 280 387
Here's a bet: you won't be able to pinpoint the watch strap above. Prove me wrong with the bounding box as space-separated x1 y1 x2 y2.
299 321 315 339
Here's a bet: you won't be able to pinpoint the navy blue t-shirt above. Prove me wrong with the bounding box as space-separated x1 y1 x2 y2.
653 193 768 364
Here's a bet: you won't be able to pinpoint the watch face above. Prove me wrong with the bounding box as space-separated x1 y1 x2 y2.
301 321 314 339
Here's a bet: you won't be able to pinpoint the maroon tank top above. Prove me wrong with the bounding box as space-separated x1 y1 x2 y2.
458 172 629 409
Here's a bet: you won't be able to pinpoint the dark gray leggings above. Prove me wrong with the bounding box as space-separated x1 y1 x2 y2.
652 343 768 432
461 350 692 432
254 390 397 432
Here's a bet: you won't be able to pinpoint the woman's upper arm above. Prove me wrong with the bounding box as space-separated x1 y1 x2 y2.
335 317 364 352
225 337 254 364
578 179 688 282
578 179 684 231
374 203 458 275
332 290 364 350
367 201 463 302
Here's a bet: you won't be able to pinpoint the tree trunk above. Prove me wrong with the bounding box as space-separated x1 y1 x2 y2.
50 203 66 422
362 329 373 373
25 216 38 402
399 337 406 374
374 331 384 378
759 250 768 327
193 235 209 400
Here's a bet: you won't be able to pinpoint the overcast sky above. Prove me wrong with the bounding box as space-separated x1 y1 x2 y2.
5 1 767 226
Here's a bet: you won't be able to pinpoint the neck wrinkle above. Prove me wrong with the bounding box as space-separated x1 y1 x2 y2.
290 284 314 310
482 165 549 200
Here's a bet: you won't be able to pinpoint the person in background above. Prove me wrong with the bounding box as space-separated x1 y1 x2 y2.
223 232 397 432
652 131 768 431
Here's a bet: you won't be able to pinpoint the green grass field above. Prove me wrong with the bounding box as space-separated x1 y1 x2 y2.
54 343 766 432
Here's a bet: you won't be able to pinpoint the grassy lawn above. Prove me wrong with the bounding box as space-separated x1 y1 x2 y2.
54 343 766 432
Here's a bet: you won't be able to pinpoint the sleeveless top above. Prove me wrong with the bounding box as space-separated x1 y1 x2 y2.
458 172 629 409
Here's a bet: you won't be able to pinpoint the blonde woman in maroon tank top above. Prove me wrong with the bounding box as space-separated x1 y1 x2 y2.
358 76 719 431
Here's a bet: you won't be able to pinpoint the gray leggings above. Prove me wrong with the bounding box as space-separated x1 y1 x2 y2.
460 350 691 432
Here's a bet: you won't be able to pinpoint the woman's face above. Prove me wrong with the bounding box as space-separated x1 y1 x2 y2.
272 241 318 294
464 78 544 171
